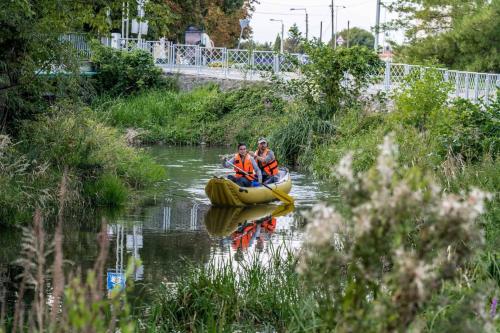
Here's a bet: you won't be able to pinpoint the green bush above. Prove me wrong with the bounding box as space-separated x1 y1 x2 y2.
91 43 176 97
392 69 452 131
433 98 500 161
21 108 165 185
274 43 382 114
207 84 286 145
84 173 128 206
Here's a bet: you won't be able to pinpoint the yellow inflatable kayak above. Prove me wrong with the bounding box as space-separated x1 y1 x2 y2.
205 169 292 206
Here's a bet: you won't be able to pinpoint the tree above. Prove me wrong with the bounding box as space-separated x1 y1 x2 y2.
0 0 125 132
284 24 305 53
162 0 256 47
386 0 500 72
273 34 282 52
338 27 374 49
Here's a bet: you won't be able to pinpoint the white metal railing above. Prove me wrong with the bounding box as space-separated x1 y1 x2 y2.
70 35 500 103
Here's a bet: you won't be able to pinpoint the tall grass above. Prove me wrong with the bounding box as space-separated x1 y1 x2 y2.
93 84 287 147
0 106 165 226
0 173 136 332
146 246 321 332
94 87 221 144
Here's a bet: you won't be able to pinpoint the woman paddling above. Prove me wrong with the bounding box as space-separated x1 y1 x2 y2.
222 142 262 187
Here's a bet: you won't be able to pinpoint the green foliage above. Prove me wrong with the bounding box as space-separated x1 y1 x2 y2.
0 107 165 225
271 104 337 166
300 135 494 331
434 98 500 161
0 0 124 132
338 27 375 48
283 23 304 53
273 33 282 52
388 0 500 72
282 42 382 113
94 86 220 144
392 69 452 131
95 84 287 146
393 69 499 161
84 173 128 206
207 84 286 145
91 44 174 97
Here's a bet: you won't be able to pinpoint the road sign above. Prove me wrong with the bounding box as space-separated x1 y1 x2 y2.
336 36 344 45
239 19 250 29
107 272 126 291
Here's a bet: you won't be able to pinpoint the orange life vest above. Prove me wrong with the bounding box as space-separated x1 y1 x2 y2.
233 153 255 181
261 217 277 233
254 148 279 176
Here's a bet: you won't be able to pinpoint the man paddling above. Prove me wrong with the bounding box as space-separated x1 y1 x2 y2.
222 142 262 187
249 137 279 184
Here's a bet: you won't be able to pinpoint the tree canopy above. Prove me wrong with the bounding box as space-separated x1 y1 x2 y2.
386 0 500 72
338 27 375 49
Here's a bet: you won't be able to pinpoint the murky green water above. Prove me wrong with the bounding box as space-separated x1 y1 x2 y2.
1 146 335 300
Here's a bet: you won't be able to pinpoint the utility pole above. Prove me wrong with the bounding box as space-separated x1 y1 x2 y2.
347 20 350 48
306 11 309 41
319 21 323 43
270 18 284 53
374 0 381 52
330 0 334 48
290 8 308 41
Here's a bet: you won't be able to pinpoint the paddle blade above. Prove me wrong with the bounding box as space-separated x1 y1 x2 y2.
269 187 294 205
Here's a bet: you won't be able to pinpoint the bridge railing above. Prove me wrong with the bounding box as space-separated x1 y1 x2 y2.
71 35 500 103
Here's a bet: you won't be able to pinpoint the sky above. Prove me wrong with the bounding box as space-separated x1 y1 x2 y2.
249 0 403 46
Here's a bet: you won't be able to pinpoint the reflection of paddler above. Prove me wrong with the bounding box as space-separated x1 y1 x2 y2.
231 216 277 250
204 204 277 237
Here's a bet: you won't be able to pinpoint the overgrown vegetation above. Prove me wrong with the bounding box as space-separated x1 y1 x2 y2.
94 83 286 145
142 137 498 331
0 107 165 226
91 44 177 97
0 174 136 332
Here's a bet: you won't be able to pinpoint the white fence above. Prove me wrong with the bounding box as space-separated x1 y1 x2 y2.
76 36 500 103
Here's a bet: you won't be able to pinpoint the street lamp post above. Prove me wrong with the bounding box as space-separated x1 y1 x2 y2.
270 19 284 53
290 8 308 41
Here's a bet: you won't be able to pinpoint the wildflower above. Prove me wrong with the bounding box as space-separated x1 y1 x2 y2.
303 203 344 247
376 134 398 185
336 152 354 183
492 297 497 318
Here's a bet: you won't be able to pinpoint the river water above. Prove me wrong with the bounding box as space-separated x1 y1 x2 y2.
0 146 335 301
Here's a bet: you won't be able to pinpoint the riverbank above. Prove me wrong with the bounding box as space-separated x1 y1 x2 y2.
90 67 499 330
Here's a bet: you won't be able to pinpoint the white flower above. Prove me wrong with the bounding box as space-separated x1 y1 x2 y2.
377 134 398 185
336 152 354 183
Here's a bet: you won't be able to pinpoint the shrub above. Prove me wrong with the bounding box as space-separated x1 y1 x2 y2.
392 68 452 131
271 103 336 166
299 135 494 331
91 43 176 96
434 98 500 161
273 42 382 115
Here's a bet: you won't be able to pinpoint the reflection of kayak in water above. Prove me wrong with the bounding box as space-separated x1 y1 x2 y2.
204 204 294 237
204 169 292 206
231 215 277 250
